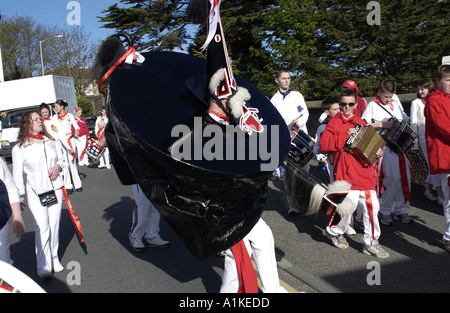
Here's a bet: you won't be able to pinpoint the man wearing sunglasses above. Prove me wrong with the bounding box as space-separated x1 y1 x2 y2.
319 89 388 258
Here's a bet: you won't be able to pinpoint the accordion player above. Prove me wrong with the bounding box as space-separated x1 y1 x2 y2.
344 124 386 166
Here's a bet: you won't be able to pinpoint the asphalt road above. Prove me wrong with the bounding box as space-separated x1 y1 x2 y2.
6 159 450 293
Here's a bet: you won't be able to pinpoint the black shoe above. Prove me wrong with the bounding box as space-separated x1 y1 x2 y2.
75 187 83 192
66 189 73 195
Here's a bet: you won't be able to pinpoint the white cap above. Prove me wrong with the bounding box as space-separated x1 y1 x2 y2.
442 56 450 65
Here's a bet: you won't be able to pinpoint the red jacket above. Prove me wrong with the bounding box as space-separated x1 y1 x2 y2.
424 89 450 175
319 112 379 191
72 117 89 138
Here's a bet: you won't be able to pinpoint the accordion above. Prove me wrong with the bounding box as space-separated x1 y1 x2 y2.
377 118 417 154
344 125 386 166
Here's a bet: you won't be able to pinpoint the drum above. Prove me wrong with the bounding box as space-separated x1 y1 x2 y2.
86 139 104 162
289 127 314 168
344 125 385 166
378 118 417 154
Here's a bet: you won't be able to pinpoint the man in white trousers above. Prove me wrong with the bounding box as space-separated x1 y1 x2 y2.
129 184 170 251
220 218 287 293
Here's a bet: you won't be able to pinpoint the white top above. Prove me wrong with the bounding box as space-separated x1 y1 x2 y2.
12 138 65 196
409 98 426 136
51 113 79 150
95 115 109 134
362 94 409 124
270 90 309 133
0 158 20 204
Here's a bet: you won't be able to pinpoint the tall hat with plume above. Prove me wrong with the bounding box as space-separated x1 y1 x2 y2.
191 0 264 134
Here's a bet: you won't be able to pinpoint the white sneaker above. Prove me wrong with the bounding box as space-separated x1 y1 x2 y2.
145 236 170 248
53 261 64 273
424 190 437 202
129 237 145 252
437 195 444 206
363 240 390 258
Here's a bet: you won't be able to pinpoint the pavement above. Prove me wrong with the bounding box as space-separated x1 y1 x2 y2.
4 158 450 293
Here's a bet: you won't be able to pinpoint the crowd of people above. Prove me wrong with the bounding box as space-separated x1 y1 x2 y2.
271 62 450 257
0 61 448 292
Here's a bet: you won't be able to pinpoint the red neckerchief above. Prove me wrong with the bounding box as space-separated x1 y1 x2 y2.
42 116 51 121
340 112 355 121
374 94 394 111
433 88 450 99
208 110 232 121
58 111 68 120
27 133 44 140
421 96 429 105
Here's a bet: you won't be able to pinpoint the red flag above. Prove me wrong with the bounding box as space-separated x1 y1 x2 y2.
62 187 87 254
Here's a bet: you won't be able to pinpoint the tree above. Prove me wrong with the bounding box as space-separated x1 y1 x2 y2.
98 0 449 100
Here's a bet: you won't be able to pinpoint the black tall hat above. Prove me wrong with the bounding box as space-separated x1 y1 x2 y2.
93 3 291 259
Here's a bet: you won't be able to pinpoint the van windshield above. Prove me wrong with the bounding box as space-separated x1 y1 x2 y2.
2 108 39 129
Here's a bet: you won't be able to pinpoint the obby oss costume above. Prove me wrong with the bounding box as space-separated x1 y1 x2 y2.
92 0 352 292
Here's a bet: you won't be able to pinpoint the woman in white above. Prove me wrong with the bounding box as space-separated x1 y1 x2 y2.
0 158 25 265
410 79 444 204
51 100 82 193
12 111 65 279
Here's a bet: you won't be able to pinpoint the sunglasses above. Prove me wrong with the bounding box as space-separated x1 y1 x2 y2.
340 102 356 107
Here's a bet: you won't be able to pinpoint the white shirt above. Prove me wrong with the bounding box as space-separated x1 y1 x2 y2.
95 115 109 134
0 158 20 204
51 113 80 150
12 138 65 196
270 89 309 133
410 98 426 137
362 94 409 124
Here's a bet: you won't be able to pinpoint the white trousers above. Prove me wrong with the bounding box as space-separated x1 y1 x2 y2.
74 136 89 166
220 218 287 293
419 136 441 187
327 190 381 245
380 149 410 216
27 187 63 276
99 148 111 168
62 139 82 189
440 173 450 241
129 184 161 240
0 223 12 265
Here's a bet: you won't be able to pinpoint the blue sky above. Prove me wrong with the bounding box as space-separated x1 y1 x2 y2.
0 0 120 43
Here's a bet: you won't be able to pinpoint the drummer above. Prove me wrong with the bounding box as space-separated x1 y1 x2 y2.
270 69 310 214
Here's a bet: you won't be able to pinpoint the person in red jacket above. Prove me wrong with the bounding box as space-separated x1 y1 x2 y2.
320 89 389 258
424 63 450 252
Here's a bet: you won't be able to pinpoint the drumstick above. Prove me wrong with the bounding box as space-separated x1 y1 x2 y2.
287 114 303 128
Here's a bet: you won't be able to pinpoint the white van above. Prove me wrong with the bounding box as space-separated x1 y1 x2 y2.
0 75 77 160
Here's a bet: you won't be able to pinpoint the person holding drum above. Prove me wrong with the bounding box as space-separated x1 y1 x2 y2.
424 62 450 252
12 111 66 279
271 69 311 215
73 107 90 167
362 78 413 226
320 89 388 258
51 100 83 193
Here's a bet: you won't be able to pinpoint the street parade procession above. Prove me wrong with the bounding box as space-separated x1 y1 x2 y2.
0 0 449 298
